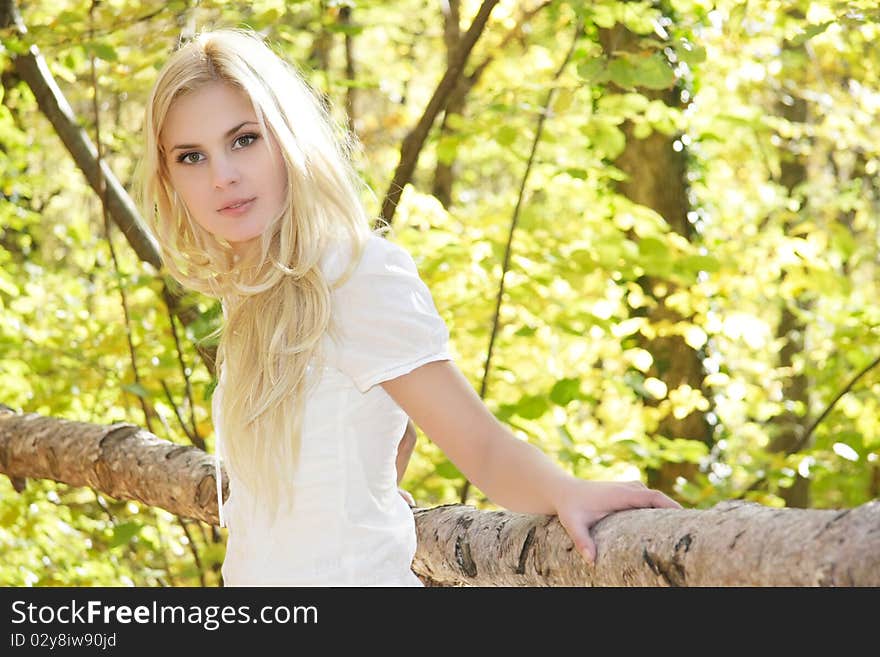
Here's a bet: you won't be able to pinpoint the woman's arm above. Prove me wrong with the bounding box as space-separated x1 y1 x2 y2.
395 419 417 485
381 359 680 563
395 419 418 507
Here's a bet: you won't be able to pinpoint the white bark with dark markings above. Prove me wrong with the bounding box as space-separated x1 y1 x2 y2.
2 408 877 586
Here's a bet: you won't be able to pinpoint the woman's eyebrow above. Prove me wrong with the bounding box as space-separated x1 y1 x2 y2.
169 121 259 152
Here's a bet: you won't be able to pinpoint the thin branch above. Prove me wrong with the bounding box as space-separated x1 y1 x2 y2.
150 507 176 587
88 2 154 435
160 379 203 450
378 0 500 228
460 18 584 504
798 351 880 452
164 309 203 448
738 350 880 498
176 517 206 588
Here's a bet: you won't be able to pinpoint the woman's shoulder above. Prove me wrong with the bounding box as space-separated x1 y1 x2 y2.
320 231 411 287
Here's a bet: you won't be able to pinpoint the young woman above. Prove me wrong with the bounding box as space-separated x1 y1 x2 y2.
136 28 680 586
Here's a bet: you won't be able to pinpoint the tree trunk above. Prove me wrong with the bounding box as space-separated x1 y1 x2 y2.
339 5 358 135
432 0 463 207
598 19 710 492
2 407 877 587
431 1 553 208
766 35 811 508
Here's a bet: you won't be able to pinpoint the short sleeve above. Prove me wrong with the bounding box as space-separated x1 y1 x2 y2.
328 234 451 393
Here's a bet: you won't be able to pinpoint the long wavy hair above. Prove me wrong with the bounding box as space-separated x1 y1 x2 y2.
135 28 376 521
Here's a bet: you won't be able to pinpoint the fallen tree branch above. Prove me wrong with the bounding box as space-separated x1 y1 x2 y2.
1 407 877 586
413 500 880 586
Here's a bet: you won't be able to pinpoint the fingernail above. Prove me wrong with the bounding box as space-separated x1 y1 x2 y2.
581 548 594 565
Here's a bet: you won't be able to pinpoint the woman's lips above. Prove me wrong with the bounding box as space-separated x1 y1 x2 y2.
218 197 256 216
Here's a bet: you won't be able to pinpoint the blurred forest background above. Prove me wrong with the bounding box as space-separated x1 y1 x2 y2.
1 0 878 586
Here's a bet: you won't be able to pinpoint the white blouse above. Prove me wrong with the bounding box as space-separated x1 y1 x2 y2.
212 233 451 586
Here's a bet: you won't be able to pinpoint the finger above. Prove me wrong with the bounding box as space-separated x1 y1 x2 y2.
626 488 681 509
620 488 670 511
575 533 597 565
561 516 603 566
651 490 682 509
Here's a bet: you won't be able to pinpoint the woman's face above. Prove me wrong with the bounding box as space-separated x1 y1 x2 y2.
160 81 287 254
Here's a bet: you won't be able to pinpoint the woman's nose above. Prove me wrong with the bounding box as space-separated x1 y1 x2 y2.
211 156 241 189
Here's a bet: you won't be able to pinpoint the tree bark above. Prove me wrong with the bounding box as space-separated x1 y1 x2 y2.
431 0 463 208
2 407 877 587
431 0 552 208
413 499 880 587
766 33 811 508
598 19 710 492
339 5 358 135
0 407 220 523
379 0 499 227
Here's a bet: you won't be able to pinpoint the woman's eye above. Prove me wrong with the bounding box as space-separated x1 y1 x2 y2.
178 152 204 164
233 133 259 148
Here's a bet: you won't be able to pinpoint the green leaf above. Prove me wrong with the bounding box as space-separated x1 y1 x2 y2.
122 383 150 399
577 58 608 83
655 437 710 463
513 394 549 420
608 57 639 89
638 236 669 259
204 379 218 402
494 125 518 147
623 371 650 399
790 22 832 46
676 42 706 67
584 121 626 159
436 136 460 166
591 4 616 28
633 53 675 90
326 22 365 36
56 11 82 25
830 224 857 259
434 459 462 480
84 42 118 62
677 254 721 275
550 378 582 406
0 273 19 297
108 521 141 548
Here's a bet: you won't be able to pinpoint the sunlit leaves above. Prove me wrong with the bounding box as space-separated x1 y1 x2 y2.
2 0 879 586
581 118 626 159
578 51 676 91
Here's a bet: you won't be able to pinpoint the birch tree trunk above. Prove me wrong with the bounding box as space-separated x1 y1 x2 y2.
1 407 878 586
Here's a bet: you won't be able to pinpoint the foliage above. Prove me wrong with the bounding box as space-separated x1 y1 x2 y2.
0 0 878 585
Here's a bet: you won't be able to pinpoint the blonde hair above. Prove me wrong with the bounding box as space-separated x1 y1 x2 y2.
135 28 376 521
